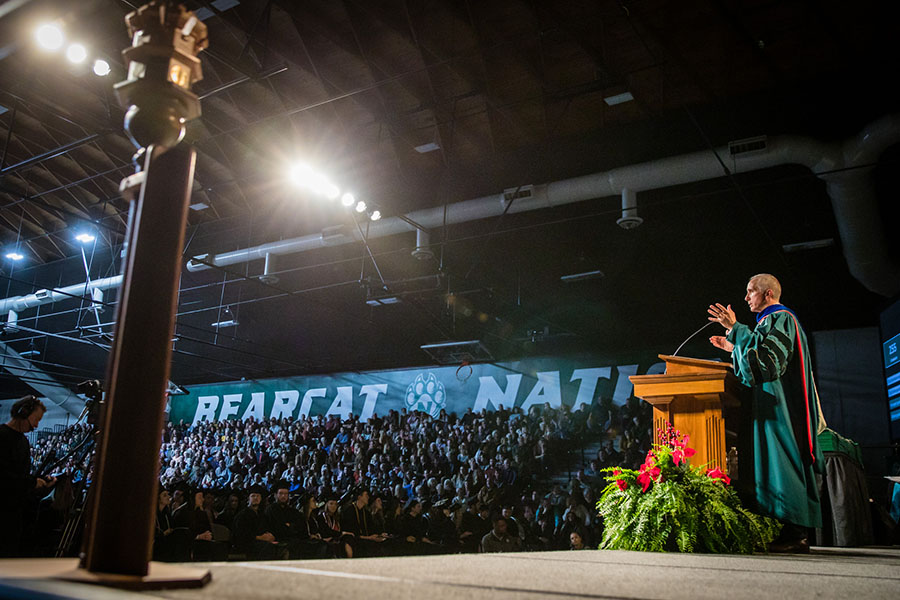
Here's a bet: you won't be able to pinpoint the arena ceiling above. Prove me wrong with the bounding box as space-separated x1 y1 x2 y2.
0 0 899 399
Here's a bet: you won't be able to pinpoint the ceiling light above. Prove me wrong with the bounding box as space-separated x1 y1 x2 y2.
355 201 367 213
35 23 64 50
370 210 381 221
66 43 87 64
75 232 96 244
210 319 238 328
19 349 41 357
324 183 340 200
782 238 834 253
414 142 440 153
5 252 24 261
307 173 329 195
560 269 605 283
366 296 400 306
289 162 313 186
341 192 356 207
603 92 634 106
189 201 209 211
93 58 111 76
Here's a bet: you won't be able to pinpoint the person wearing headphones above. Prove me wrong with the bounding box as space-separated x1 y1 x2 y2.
0 395 56 556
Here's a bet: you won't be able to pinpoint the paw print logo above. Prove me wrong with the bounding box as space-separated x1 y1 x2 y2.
405 372 446 418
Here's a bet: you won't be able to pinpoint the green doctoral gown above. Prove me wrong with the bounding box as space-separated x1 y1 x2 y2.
727 308 824 528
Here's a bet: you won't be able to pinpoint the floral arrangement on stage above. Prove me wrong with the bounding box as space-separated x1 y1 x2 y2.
595 423 780 553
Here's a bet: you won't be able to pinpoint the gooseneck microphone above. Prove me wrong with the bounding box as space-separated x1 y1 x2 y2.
672 321 717 357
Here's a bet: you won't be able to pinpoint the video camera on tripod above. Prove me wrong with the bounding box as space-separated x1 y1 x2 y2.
76 379 103 426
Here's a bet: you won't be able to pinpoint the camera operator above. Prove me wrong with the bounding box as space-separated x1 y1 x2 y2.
1 395 56 556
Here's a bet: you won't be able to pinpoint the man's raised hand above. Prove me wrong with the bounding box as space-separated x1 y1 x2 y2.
709 336 734 352
707 303 736 330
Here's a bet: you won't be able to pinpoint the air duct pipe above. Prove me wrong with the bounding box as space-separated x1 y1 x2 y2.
2 116 898 315
818 114 900 297
0 275 122 314
184 115 900 295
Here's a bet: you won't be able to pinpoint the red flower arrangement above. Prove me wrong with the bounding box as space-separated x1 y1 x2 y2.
636 453 661 492
613 468 628 491
596 420 780 553
629 422 725 495
706 467 731 486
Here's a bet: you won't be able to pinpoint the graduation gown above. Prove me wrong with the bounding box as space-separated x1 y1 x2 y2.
727 306 824 528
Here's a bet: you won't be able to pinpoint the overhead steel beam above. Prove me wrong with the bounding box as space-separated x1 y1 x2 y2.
0 340 85 417
0 134 101 176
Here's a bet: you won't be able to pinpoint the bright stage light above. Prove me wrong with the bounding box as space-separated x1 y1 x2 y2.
93 58 111 76
35 23 64 50
341 192 356 207
289 161 346 201
308 174 338 199
370 210 381 221
289 162 313 186
75 232 96 244
324 183 340 200
306 173 326 194
355 201 367 213
5 252 24 261
66 43 87 64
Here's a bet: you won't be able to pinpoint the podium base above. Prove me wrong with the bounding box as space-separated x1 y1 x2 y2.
0 558 210 592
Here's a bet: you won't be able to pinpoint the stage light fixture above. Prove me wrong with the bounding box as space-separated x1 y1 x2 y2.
66 43 87 64
355 200 367 213
35 23 64 50
324 183 340 200
75 232 96 244
93 58 111 76
370 210 381 221
5 252 24 261
341 192 355 207
289 162 313 186
306 172 326 194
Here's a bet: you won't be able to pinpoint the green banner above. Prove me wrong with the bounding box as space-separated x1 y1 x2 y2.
167 354 667 425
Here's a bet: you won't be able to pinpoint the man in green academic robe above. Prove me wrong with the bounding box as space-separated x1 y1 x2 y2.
708 273 824 552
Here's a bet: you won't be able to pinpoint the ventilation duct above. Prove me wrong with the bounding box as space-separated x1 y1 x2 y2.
412 229 434 261
503 184 534 203
3 116 899 319
617 188 642 230
0 275 122 314
259 252 279 284
183 116 900 295
729 135 768 157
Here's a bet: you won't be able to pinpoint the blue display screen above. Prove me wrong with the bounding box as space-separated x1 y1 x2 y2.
880 299 900 440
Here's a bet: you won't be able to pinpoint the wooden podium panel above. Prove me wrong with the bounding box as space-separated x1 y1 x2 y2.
630 355 742 471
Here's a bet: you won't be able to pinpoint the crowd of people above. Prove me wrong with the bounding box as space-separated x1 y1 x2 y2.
28 397 652 560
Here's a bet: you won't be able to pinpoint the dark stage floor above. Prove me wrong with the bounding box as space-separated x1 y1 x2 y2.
2 547 900 600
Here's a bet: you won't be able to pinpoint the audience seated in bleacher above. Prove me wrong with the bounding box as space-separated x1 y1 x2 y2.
29 398 651 561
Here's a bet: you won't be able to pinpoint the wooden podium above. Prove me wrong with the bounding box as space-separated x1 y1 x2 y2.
630 355 743 471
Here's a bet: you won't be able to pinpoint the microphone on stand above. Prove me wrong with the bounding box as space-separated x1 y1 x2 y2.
672 321 717 357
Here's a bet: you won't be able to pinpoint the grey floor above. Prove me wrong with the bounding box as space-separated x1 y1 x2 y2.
2 547 900 600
